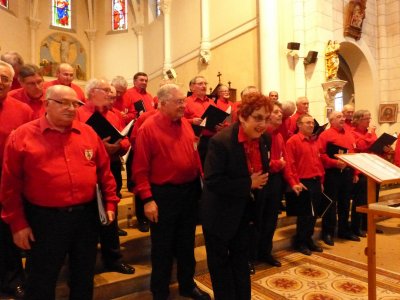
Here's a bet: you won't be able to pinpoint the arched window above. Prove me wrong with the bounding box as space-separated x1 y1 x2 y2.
0 0 8 9
112 0 128 31
52 0 72 29
156 0 161 17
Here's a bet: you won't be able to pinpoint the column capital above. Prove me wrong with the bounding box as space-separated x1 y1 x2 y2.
133 24 144 36
27 17 41 30
160 0 172 15
85 29 97 41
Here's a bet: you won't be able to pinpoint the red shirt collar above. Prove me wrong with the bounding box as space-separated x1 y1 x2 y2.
134 86 147 94
39 116 81 133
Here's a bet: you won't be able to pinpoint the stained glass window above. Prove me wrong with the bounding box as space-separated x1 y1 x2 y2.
52 0 71 29
0 0 8 9
112 0 127 31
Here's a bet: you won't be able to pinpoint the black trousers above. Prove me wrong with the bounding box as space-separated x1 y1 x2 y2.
294 178 321 246
24 201 99 300
322 168 353 236
0 217 25 293
257 173 283 258
149 181 200 299
110 160 122 197
204 217 251 300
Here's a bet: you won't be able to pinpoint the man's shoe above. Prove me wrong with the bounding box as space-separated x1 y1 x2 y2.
180 286 211 300
322 234 334 246
14 285 25 299
248 261 256 274
307 242 323 252
118 228 128 236
106 262 135 274
260 255 281 267
338 233 360 241
295 245 311 256
137 221 150 233
353 229 367 237
376 228 384 234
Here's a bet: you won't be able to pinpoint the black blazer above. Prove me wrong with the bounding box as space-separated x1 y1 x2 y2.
201 122 271 241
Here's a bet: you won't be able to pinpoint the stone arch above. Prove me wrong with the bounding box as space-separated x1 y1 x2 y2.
39 33 87 80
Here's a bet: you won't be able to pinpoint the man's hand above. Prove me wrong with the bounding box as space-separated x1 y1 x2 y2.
13 227 35 250
292 183 307 196
251 171 269 189
353 174 359 184
192 118 203 126
102 137 122 155
107 210 115 223
144 200 159 223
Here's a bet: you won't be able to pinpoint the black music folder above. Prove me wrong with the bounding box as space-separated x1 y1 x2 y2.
134 100 146 114
326 143 348 159
191 124 205 137
86 111 133 144
313 122 328 137
285 190 313 216
201 105 230 130
368 133 397 155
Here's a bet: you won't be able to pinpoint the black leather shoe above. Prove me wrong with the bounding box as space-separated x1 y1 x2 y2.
14 285 25 299
260 255 281 267
353 229 367 237
322 234 334 246
118 228 128 236
106 262 135 274
338 233 360 241
248 261 255 274
295 245 311 256
307 242 323 252
180 286 211 300
137 221 150 232
376 228 384 234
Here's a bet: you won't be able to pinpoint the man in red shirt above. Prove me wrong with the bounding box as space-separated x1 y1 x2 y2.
9 64 45 119
286 114 325 256
287 96 309 137
342 104 355 131
111 75 135 124
125 72 156 119
132 84 210 300
0 52 24 91
0 61 33 299
318 111 360 246
215 84 237 126
184 75 218 165
77 78 133 275
0 85 118 300
43 63 85 103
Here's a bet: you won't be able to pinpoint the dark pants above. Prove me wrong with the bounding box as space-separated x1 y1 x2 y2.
149 181 200 299
134 194 146 225
257 173 283 258
0 217 25 293
24 201 99 300
322 168 353 236
204 217 251 300
110 160 122 197
295 178 321 246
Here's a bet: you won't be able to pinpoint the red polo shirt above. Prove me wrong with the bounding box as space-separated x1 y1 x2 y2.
0 117 119 233
318 126 356 169
132 111 200 200
76 103 130 158
351 127 377 153
184 94 217 136
125 87 155 119
0 96 34 174
343 119 353 132
238 126 262 174
286 132 325 186
129 110 158 147
9 88 45 119
43 80 86 102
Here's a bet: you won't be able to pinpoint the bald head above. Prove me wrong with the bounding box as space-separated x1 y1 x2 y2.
342 104 355 121
56 63 75 86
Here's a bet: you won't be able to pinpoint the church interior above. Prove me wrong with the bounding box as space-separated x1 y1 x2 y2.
1 0 400 299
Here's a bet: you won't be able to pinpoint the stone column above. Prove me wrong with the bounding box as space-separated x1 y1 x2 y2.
85 29 97 78
259 0 280 93
133 24 144 71
199 0 211 64
160 0 172 73
28 18 41 63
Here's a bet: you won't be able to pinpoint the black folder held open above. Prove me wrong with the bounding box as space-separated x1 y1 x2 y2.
85 111 134 144
368 132 397 155
201 105 230 130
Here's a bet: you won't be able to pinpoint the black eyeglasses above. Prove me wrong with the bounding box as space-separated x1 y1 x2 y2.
47 98 82 108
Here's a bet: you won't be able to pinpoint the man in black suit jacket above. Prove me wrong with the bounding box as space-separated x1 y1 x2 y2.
201 93 272 300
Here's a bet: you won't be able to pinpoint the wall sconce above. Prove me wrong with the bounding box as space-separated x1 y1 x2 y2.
165 68 177 79
303 51 318 65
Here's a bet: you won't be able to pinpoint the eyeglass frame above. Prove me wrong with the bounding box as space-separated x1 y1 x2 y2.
47 98 83 108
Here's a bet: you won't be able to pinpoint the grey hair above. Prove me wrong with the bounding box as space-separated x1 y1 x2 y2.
352 109 370 126
189 75 206 87
111 76 128 89
0 51 24 68
240 86 258 98
157 84 180 104
85 78 109 97
0 61 15 79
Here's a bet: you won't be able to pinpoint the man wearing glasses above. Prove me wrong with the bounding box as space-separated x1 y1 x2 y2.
76 78 134 275
9 64 45 119
0 84 119 300
0 61 33 299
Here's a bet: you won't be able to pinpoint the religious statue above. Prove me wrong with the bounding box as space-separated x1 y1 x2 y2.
325 40 340 81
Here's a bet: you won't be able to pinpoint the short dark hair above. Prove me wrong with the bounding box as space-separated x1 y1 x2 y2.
133 72 148 80
19 64 42 81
